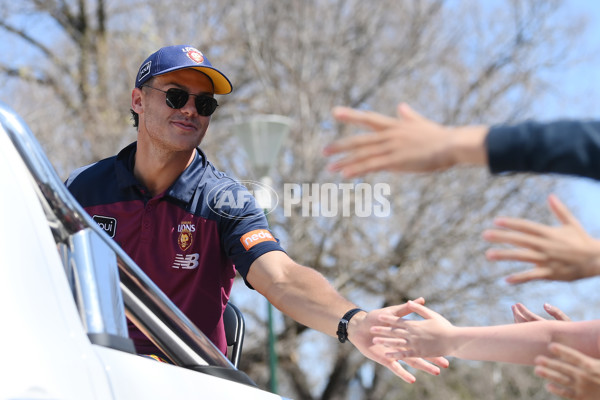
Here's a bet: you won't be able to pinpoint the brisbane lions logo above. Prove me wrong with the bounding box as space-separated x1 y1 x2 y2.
182 47 204 64
177 221 196 251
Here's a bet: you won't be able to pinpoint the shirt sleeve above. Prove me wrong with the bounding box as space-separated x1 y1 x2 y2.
486 119 600 180
211 181 285 285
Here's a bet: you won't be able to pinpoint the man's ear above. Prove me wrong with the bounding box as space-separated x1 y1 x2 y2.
131 88 143 113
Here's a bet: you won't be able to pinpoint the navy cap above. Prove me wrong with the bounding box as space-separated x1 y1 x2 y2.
135 45 232 94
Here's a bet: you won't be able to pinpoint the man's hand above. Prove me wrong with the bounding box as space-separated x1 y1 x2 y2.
535 342 600 400
512 302 571 323
324 103 488 177
248 253 448 383
483 194 600 284
348 298 449 383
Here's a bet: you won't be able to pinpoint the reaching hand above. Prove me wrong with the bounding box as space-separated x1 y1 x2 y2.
512 302 571 323
370 300 456 359
535 342 600 400
350 298 449 383
483 194 600 284
324 103 458 177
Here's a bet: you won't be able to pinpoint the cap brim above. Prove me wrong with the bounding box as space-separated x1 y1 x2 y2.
191 67 232 95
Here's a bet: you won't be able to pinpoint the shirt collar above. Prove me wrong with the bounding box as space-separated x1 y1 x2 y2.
115 142 208 203
167 148 208 203
115 142 139 189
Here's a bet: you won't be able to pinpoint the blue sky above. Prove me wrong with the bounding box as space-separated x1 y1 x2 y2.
532 1 600 121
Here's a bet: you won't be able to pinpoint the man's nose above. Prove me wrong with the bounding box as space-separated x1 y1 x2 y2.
180 95 197 116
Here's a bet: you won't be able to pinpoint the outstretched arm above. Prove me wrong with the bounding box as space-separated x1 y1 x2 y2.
247 251 448 383
371 301 600 365
483 194 600 284
326 109 600 179
323 103 489 177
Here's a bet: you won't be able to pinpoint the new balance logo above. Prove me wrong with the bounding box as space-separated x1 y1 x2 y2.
172 253 200 269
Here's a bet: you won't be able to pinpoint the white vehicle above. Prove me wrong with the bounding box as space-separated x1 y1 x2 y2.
0 102 289 400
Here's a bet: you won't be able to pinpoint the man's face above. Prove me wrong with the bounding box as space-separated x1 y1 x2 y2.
133 69 215 153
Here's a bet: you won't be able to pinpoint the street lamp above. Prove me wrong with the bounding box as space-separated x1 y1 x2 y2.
231 114 292 394
231 114 292 180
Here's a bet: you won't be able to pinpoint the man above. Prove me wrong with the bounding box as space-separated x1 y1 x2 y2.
66 45 447 383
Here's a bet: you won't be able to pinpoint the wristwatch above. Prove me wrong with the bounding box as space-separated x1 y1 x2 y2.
336 308 365 343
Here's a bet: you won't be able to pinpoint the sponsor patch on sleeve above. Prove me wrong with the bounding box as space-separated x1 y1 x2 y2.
240 229 276 251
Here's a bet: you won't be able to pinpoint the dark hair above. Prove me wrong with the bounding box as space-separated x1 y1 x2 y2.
130 108 139 128
130 78 155 128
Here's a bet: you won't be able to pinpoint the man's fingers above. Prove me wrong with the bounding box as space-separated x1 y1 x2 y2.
482 228 548 250
485 247 546 263
536 353 580 380
505 268 553 284
371 328 408 342
384 298 425 318
339 152 403 178
323 130 388 156
544 304 571 322
397 103 424 122
534 363 574 387
548 194 579 227
511 303 542 323
425 356 450 369
326 142 392 171
549 342 588 366
404 301 440 320
402 357 442 376
512 304 528 323
332 106 402 131
412 297 426 305
512 302 571 322
491 217 551 237
384 359 417 383
545 382 576 400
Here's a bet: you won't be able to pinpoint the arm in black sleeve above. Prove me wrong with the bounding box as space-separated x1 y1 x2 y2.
486 119 600 180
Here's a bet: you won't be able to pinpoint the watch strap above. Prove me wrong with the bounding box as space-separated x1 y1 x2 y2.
336 308 365 343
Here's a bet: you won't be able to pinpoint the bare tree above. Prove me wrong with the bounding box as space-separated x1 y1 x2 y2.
215 1 583 398
0 0 589 398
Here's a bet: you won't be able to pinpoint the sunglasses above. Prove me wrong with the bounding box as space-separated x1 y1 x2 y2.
142 85 219 116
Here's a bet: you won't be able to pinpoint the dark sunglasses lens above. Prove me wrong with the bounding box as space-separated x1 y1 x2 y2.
165 89 189 109
195 97 218 116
